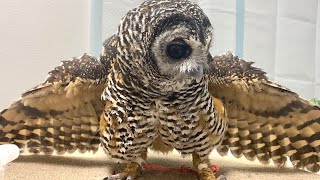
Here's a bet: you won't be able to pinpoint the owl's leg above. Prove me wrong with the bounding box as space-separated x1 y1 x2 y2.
104 151 147 180
192 153 226 180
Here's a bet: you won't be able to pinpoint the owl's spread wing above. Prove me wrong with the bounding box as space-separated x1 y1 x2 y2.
206 52 320 172
0 54 108 154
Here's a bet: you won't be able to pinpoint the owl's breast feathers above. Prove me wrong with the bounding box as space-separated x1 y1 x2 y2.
100 59 227 160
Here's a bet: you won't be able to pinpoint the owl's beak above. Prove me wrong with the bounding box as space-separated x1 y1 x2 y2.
188 65 203 83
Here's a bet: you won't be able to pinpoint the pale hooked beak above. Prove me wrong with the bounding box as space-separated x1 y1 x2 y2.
188 65 203 83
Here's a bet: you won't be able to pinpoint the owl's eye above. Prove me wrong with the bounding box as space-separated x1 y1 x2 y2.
166 39 192 60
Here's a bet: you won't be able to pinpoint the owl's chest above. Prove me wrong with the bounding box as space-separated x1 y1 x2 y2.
148 88 217 150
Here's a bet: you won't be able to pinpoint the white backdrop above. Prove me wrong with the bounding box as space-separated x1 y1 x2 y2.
0 0 319 108
0 0 91 107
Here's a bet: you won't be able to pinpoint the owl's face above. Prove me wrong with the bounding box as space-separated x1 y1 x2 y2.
151 16 212 82
147 1 213 83
116 0 212 84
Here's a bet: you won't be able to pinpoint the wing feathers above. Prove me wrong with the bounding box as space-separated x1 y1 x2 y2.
0 54 106 154
207 52 320 172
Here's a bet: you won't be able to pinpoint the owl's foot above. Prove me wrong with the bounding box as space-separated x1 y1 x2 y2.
103 161 142 180
104 151 147 180
192 152 227 180
197 167 227 180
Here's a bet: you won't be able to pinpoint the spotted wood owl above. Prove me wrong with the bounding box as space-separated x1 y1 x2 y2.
0 0 319 180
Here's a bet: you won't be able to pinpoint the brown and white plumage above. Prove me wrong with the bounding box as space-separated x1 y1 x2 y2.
207 52 320 172
0 53 106 154
0 0 319 179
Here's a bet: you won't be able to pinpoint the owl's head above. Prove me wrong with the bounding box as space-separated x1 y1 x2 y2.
116 0 213 84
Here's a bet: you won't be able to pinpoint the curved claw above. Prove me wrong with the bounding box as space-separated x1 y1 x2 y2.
103 173 136 180
216 175 227 180
103 162 142 180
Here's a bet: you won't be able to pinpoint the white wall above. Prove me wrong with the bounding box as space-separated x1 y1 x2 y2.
0 0 91 107
244 0 320 98
102 0 145 40
103 0 320 99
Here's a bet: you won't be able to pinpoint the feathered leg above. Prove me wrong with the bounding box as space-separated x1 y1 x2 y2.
104 151 147 180
192 153 226 180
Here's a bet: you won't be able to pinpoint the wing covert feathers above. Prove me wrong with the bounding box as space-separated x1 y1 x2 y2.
0 54 107 154
208 52 320 172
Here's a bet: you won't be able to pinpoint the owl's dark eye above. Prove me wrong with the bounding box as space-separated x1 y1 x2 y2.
166 39 192 60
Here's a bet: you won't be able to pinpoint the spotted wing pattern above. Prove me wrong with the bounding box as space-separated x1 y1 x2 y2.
207 52 320 172
0 54 107 154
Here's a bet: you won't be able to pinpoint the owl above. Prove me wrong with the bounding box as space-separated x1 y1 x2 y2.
0 0 319 180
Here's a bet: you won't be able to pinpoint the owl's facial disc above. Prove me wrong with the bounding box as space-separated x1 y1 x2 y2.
164 39 203 81
152 26 209 82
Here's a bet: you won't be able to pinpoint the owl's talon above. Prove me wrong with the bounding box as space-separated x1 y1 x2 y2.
216 175 227 180
126 176 134 180
104 162 142 180
103 173 137 180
